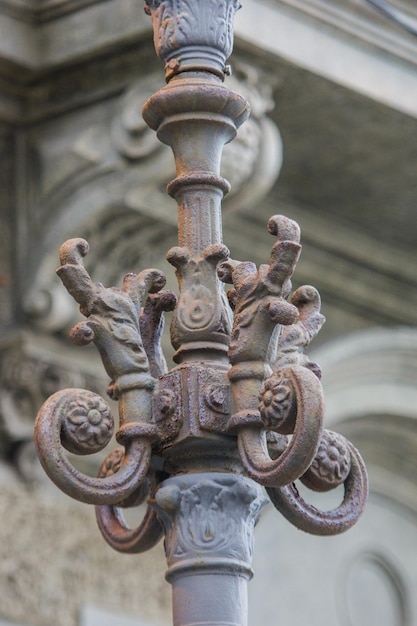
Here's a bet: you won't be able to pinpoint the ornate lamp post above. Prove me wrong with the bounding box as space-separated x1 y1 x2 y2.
34 2 368 625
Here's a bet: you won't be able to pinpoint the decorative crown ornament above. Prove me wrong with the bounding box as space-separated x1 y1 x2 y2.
34 1 368 623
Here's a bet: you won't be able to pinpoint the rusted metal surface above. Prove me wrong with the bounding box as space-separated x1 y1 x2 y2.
34 1 368 624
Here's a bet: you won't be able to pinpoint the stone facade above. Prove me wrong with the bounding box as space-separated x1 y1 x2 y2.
0 480 170 626
0 1 416 625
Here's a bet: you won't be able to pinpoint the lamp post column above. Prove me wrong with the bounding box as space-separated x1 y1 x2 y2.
154 473 266 626
34 3 368 626
142 6 267 624
141 4 264 624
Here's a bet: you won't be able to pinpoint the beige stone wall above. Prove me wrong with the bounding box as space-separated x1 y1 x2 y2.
0 478 171 626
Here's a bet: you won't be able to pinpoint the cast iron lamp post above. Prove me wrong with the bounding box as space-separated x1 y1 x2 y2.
34 2 368 625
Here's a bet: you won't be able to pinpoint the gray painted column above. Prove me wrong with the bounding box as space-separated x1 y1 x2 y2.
154 473 266 626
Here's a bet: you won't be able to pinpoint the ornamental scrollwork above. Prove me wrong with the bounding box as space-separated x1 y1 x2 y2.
266 436 368 536
34 238 174 505
217 214 367 529
95 447 165 554
35 1 367 551
218 216 324 487
34 210 367 532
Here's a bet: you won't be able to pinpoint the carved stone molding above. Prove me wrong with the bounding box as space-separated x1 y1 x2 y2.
0 0 150 71
313 327 417 427
20 64 280 228
19 64 282 338
0 331 107 482
236 0 417 119
0 0 99 22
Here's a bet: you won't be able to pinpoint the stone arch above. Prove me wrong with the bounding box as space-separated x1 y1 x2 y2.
23 180 178 335
250 327 417 626
313 327 417 514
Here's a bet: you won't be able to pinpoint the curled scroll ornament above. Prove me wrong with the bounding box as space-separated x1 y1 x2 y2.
267 433 369 535
95 447 164 553
220 216 324 487
35 389 155 505
34 238 173 504
237 365 324 488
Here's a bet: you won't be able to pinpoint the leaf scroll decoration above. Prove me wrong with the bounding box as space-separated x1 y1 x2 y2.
34 237 176 505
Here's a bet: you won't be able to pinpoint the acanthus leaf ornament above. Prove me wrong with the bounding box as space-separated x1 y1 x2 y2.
144 0 242 80
153 473 267 578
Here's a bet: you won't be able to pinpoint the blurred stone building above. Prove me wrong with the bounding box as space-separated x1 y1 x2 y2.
0 1 416 625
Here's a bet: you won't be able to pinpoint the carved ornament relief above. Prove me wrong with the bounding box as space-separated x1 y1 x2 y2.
21 61 282 340
0 333 108 483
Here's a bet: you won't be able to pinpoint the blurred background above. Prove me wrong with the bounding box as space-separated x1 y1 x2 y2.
0 1 416 624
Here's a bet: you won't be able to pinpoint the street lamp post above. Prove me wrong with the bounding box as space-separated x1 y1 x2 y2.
34 2 368 625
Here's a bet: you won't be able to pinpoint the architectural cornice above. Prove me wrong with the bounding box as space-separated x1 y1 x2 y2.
236 0 417 118
0 0 417 121
224 203 417 330
270 0 417 67
0 0 150 71
0 0 100 22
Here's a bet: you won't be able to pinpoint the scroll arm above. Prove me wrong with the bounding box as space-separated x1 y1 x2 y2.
34 389 157 505
237 366 324 488
266 439 368 535
96 451 164 553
